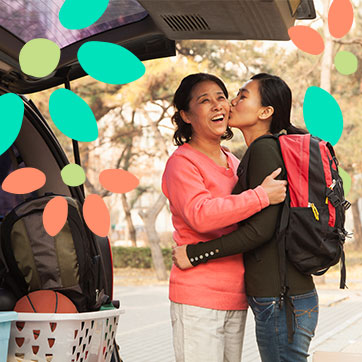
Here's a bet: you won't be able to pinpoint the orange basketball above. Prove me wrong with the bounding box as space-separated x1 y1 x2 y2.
14 290 78 313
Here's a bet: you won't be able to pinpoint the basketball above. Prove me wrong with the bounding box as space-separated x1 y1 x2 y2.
14 290 78 313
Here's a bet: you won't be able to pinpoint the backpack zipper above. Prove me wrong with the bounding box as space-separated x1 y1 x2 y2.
329 179 336 189
308 202 319 221
326 180 336 204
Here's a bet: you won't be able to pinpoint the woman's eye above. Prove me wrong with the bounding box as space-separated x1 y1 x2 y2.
201 99 209 103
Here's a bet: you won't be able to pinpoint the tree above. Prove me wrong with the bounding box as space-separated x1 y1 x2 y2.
283 0 362 248
112 57 206 279
329 0 362 248
139 194 168 280
320 0 333 93
30 76 150 244
63 56 205 280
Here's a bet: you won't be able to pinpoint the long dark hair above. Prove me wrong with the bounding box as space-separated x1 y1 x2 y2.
172 73 233 145
250 73 307 135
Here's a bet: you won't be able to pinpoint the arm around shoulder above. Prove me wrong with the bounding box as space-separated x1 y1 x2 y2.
186 139 286 264
162 153 271 233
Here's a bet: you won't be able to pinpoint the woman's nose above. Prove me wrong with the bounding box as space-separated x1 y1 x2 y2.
212 99 223 110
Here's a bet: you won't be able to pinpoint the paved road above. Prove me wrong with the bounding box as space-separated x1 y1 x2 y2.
114 286 362 362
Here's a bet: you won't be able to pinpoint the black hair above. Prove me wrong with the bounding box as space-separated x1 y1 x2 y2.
172 73 233 145
250 73 307 135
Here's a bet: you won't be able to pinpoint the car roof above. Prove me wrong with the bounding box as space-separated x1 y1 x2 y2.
0 0 315 94
0 0 175 93
0 0 149 48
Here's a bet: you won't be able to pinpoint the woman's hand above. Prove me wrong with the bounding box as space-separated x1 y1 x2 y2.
261 168 287 205
172 245 194 270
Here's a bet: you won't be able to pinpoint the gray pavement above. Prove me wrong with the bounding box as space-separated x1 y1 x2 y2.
114 286 362 362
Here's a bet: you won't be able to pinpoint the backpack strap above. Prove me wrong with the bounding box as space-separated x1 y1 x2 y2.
325 142 348 288
269 134 296 344
325 142 339 166
340 251 346 289
312 245 346 289
8 146 22 169
0 209 29 298
276 190 295 343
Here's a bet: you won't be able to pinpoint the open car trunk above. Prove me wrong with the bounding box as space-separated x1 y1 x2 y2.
0 86 118 359
0 86 114 299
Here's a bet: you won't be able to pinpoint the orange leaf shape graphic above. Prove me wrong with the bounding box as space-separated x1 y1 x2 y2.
328 0 354 39
99 169 139 194
43 196 68 236
2 167 46 194
83 194 110 237
288 26 325 55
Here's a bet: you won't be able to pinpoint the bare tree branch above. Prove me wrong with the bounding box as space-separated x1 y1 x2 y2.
84 178 99 194
129 186 151 209
175 42 194 56
139 193 167 220
298 54 323 80
158 124 174 131
101 190 112 198
115 144 131 170
334 38 362 47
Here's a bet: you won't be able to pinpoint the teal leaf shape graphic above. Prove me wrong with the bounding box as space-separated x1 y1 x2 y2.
0 93 24 156
59 0 109 30
77 41 146 85
303 86 343 146
49 89 98 142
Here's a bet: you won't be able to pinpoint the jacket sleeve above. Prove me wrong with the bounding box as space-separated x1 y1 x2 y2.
162 154 269 234
186 139 286 263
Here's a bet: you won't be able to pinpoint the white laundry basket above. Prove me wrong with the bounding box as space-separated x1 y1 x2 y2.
0 312 18 362
7 308 123 362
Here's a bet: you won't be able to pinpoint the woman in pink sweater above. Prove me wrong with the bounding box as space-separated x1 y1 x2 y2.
162 73 287 362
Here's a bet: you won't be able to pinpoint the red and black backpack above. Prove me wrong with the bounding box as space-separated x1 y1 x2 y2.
239 134 350 289
275 133 350 292
239 133 350 294
265 133 351 343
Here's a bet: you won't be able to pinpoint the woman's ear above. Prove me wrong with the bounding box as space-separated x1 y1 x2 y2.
259 106 274 120
180 110 191 124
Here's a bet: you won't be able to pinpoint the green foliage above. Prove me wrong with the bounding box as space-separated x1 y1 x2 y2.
112 246 173 270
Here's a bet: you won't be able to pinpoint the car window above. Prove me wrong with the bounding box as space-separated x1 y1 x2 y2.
0 0 148 48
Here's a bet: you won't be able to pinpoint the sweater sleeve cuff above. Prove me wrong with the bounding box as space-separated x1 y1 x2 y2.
186 244 199 266
186 242 223 266
254 185 270 209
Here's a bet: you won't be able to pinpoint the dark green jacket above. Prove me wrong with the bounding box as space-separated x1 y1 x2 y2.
187 137 314 297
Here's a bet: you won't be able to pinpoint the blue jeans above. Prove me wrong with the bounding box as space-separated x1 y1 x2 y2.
247 290 318 362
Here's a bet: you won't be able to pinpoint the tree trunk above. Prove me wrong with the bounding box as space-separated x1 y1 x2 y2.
139 193 168 280
320 0 333 92
121 194 137 247
351 200 362 249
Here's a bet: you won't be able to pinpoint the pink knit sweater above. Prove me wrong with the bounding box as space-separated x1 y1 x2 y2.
162 143 269 310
